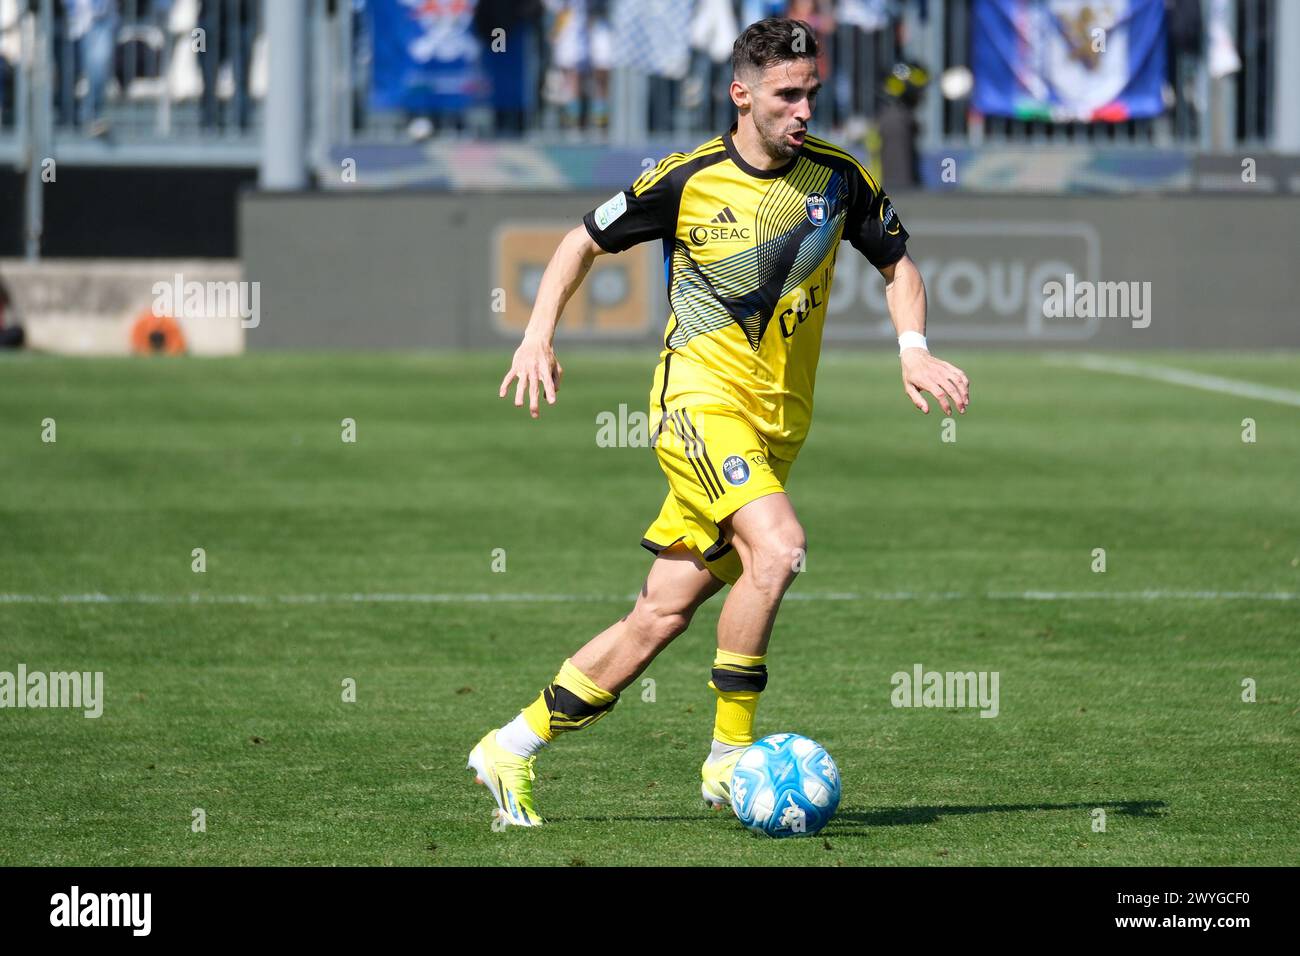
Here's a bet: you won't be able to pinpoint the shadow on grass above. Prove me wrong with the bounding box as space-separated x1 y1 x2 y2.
830 799 1167 833
548 800 1166 829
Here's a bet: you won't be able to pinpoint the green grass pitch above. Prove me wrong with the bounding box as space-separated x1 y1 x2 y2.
1 350 1296 866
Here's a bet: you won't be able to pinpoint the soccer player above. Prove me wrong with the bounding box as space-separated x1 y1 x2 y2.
471 16 970 826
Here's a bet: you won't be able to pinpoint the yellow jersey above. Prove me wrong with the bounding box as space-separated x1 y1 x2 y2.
583 122 909 460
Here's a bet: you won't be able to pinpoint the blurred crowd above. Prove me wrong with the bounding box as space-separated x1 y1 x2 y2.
0 0 917 137
0 0 1267 149
0 0 260 135
469 0 917 137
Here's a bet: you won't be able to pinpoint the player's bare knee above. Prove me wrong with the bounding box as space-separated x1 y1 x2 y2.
627 600 692 650
741 528 806 594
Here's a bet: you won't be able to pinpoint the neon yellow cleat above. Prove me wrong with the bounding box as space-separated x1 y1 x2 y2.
701 748 744 812
467 730 544 827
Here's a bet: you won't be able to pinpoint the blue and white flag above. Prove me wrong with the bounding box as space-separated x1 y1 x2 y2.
972 0 1167 122
368 0 486 113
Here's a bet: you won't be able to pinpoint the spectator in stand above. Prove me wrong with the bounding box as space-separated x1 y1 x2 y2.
473 0 545 136
877 59 928 187
785 0 834 83
198 0 257 132
544 0 612 132
742 0 787 27
1 0 20 128
61 0 120 137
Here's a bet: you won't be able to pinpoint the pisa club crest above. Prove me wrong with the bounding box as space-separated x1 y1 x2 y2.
805 193 829 227
722 455 751 485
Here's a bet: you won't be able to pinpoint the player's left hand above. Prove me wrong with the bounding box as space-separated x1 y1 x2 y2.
499 333 564 419
901 350 969 415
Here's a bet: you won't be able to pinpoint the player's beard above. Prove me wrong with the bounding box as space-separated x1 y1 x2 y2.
758 112 804 161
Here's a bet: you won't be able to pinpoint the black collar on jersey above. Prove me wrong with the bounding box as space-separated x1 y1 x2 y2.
724 121 800 179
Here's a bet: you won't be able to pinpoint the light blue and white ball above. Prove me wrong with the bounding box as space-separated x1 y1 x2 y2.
730 733 841 837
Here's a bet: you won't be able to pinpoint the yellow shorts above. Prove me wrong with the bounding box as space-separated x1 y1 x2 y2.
640 404 794 585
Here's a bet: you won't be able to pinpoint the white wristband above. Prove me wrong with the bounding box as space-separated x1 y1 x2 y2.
898 331 928 355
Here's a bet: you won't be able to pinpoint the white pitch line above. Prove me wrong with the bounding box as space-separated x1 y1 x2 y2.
986 589 1299 601
0 592 630 606
0 590 1295 605
1043 353 1300 408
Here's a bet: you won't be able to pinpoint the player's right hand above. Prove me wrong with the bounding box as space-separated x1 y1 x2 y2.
499 334 564 419
901 349 969 415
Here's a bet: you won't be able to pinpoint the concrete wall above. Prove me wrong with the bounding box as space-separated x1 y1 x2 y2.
1 259 246 356
239 192 1300 350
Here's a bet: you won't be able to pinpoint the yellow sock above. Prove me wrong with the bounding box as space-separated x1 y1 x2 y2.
708 649 767 747
522 658 618 743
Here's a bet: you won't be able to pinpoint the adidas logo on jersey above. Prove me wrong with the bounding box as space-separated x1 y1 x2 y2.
690 207 749 246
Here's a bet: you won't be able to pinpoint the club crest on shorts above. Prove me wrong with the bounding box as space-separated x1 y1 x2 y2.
805 192 828 226
722 455 750 485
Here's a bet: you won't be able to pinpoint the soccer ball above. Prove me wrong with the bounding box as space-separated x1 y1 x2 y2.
730 733 840 838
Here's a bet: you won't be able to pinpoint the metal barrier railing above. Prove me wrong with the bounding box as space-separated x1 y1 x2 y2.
0 0 1285 165
1 0 263 139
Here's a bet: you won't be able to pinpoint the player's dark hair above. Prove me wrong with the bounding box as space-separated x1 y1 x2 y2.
732 17 819 81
